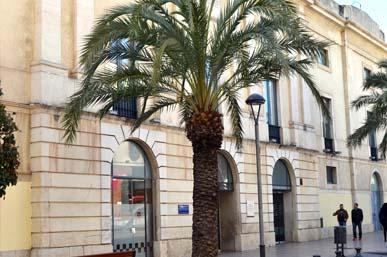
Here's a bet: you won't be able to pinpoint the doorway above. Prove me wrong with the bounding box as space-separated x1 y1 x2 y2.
273 193 285 242
272 160 294 243
217 152 239 252
218 191 236 251
112 141 153 257
371 173 383 231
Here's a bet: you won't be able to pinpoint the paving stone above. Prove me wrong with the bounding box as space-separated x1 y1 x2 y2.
221 232 387 257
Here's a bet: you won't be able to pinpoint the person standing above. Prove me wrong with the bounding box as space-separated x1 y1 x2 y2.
379 203 387 242
333 204 349 226
351 203 363 241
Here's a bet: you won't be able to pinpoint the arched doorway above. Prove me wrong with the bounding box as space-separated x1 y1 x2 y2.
217 152 239 252
371 173 383 231
112 140 153 257
272 159 295 243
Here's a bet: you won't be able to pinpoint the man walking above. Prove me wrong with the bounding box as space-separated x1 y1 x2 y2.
333 204 349 226
351 203 363 241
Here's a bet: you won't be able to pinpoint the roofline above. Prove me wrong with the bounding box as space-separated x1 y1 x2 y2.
301 0 387 52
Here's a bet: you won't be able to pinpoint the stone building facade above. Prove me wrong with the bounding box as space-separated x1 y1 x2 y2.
0 0 387 257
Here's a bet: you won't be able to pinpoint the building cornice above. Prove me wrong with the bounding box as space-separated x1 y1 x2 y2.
300 0 387 52
0 100 31 113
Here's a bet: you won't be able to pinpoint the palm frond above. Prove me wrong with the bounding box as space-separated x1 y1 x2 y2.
349 59 387 155
288 58 330 118
64 0 329 149
132 97 178 132
220 86 243 148
347 124 373 147
378 60 387 70
379 132 387 159
351 94 378 110
363 72 387 90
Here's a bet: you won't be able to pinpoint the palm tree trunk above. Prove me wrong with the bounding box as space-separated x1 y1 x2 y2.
186 111 223 257
191 146 219 257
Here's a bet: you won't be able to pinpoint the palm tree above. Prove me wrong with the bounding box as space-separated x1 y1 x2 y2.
62 0 327 256
348 60 387 157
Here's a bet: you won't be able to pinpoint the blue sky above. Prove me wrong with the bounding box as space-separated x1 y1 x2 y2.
335 0 387 35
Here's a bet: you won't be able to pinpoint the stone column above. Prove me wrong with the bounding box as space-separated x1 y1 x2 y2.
288 74 301 144
33 0 62 64
340 28 357 203
70 0 94 78
30 0 68 105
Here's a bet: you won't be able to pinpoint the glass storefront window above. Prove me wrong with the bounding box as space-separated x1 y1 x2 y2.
113 141 151 179
112 141 153 257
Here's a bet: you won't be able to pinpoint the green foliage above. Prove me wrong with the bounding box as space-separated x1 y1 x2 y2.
62 0 329 148
0 87 19 198
348 60 387 157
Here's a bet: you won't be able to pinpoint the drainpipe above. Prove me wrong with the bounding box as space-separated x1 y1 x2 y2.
341 25 357 203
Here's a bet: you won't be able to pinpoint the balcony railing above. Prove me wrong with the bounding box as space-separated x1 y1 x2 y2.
112 98 137 119
324 138 334 153
370 147 378 161
268 124 281 144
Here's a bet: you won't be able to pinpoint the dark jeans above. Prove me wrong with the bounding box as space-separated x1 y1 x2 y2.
352 222 362 239
339 221 346 227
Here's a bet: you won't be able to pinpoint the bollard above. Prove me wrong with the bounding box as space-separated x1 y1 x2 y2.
334 226 347 244
354 237 363 257
335 251 342 257
334 226 346 257
355 247 362 257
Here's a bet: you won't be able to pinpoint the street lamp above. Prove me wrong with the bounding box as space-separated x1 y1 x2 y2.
246 93 266 257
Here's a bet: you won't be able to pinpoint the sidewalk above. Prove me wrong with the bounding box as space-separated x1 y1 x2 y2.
221 232 387 257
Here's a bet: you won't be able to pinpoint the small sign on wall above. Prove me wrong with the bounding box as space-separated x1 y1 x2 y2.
247 200 255 217
178 204 189 215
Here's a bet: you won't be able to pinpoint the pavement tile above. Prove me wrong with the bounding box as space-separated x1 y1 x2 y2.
221 232 387 257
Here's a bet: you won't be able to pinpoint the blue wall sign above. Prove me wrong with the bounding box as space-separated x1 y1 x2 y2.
178 204 189 215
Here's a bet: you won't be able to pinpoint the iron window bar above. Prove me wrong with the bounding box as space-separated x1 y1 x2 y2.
370 147 378 161
268 124 281 144
323 138 334 153
112 98 138 119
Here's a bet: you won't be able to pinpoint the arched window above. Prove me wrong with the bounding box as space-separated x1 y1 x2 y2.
112 141 151 179
112 141 153 256
272 160 291 191
218 154 233 192
371 173 383 231
371 173 381 192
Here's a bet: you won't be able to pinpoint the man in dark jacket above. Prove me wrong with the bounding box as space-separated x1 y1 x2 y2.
333 204 349 226
351 203 363 240
379 203 387 242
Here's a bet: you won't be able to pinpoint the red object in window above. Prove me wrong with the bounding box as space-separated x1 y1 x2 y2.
132 195 144 203
112 179 121 204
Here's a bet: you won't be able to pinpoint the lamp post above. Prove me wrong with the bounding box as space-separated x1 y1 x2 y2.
246 93 266 257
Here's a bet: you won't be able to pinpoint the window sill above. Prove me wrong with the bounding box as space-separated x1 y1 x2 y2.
317 63 332 73
326 183 338 190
